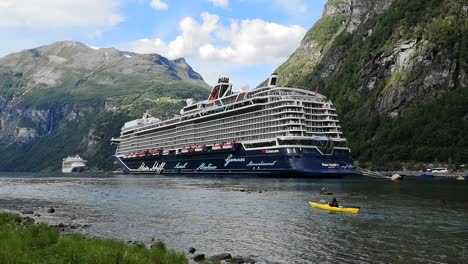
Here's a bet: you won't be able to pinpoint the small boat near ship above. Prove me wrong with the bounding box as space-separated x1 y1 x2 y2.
62 155 87 173
309 202 360 214
431 168 448 173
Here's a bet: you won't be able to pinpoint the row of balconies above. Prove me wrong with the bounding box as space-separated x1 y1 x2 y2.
119 114 307 150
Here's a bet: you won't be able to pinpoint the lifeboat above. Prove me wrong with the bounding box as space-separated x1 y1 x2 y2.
212 143 222 150
181 148 190 153
194 145 204 152
151 149 160 155
222 143 233 149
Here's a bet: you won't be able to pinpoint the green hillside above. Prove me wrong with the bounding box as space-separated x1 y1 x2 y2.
0 41 209 171
275 0 468 169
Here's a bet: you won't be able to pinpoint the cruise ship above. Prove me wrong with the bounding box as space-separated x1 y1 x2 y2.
111 74 359 177
62 155 87 173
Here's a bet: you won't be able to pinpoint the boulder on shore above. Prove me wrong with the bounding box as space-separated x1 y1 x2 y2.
22 210 34 215
232 255 256 264
47 208 55 213
193 254 205 262
188 247 196 254
22 216 35 223
208 253 232 261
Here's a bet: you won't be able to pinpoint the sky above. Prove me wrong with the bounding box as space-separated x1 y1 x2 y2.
0 0 327 89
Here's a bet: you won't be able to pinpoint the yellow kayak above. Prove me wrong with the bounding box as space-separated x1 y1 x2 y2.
309 202 360 214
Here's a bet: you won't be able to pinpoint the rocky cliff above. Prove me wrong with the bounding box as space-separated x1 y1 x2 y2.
0 41 209 171
275 0 467 168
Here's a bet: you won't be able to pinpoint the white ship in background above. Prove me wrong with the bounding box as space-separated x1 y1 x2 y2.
62 155 87 173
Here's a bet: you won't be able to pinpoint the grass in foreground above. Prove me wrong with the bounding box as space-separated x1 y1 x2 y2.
0 213 187 264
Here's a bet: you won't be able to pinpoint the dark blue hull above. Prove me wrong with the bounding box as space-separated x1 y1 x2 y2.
115 145 360 178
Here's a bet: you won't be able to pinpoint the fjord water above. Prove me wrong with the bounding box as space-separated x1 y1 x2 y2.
0 174 467 263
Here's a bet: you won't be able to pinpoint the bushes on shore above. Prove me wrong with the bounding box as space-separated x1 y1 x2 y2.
0 213 187 264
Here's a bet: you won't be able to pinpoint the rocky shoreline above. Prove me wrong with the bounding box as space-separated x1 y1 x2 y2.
6 208 258 264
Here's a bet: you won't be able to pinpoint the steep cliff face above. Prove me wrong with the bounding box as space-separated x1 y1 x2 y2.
0 41 209 171
275 0 468 167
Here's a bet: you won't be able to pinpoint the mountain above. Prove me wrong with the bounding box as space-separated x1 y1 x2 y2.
0 41 210 171
274 0 467 169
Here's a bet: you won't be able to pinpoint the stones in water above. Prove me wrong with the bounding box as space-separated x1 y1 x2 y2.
34 213 41 217
208 253 232 262
232 255 256 264
188 247 196 254
243 256 256 264
235 188 266 193
193 254 205 262
47 207 55 213
22 216 35 223
22 210 34 215
320 187 333 195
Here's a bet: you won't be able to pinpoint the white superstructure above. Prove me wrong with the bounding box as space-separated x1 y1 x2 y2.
62 155 87 173
112 74 350 158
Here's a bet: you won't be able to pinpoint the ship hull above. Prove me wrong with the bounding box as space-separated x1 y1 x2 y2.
62 166 87 173
114 146 360 178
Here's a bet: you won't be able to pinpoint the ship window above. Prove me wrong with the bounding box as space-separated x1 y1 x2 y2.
184 105 198 111
270 77 277 86
244 141 276 148
333 141 348 148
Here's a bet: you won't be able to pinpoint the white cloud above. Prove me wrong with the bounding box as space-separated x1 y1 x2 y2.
123 12 305 86
125 12 305 66
127 12 219 59
208 0 229 8
150 0 168 10
88 30 103 39
0 0 125 28
200 19 305 65
108 14 125 26
273 0 307 14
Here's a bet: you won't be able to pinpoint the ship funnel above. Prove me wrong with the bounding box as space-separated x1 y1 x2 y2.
218 77 230 84
268 73 278 87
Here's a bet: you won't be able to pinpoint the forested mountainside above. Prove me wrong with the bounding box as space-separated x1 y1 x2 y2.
0 41 209 171
274 0 467 169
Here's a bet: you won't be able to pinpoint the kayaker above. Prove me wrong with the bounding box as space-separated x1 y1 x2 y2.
329 197 339 207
